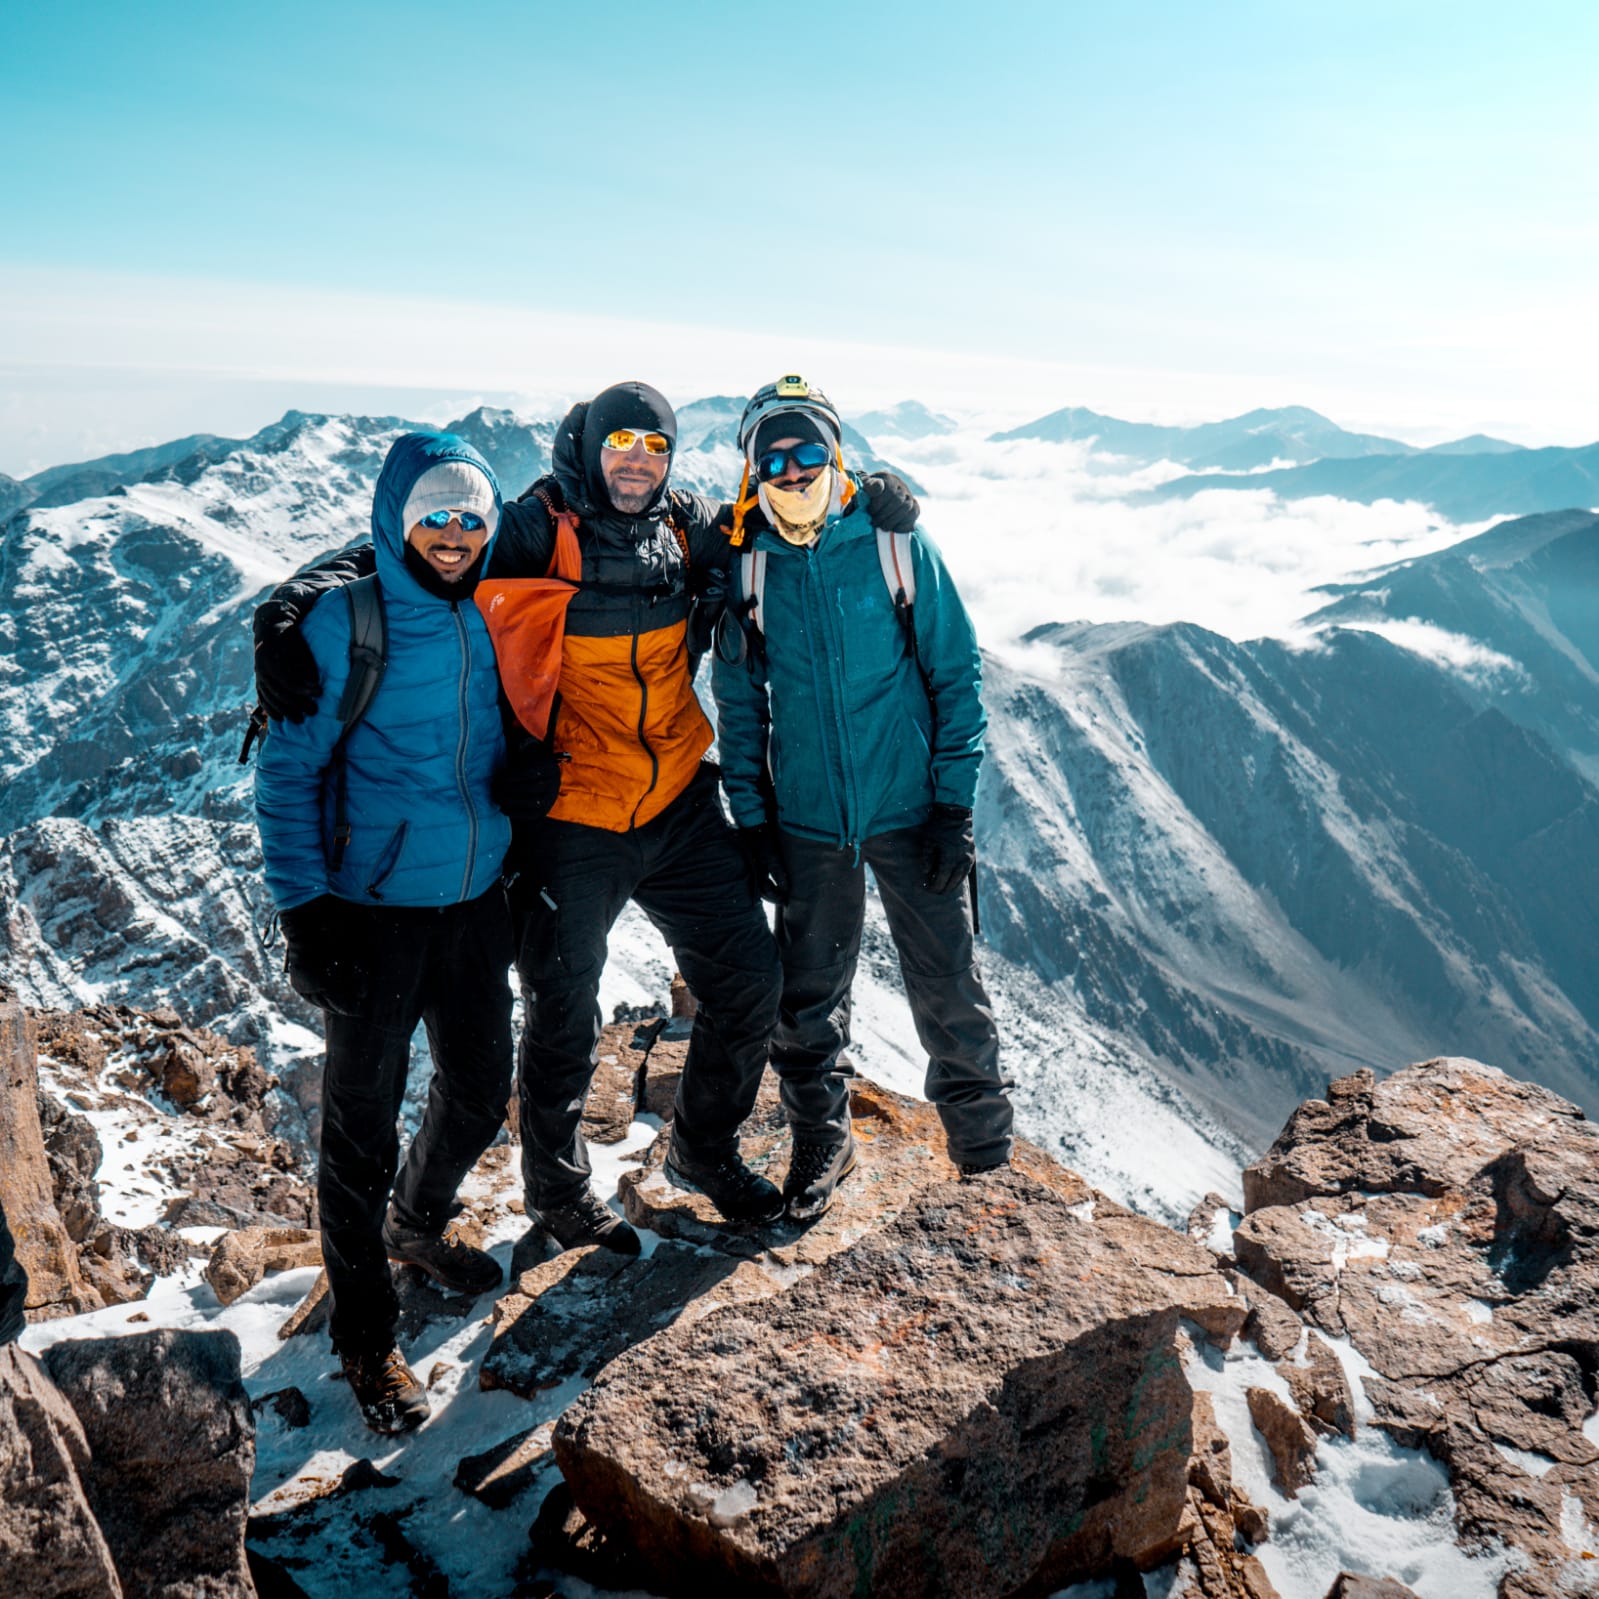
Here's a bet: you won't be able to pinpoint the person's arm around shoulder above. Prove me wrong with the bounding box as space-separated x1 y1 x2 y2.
486 483 557 577
254 543 376 721
908 529 985 808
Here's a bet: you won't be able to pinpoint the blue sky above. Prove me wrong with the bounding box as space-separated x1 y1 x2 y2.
2 1 1597 470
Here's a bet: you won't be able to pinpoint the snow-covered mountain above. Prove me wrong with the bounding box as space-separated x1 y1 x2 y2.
5 405 1596 1217
991 404 1420 471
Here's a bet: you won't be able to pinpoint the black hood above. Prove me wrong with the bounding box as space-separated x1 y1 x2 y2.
553 381 677 519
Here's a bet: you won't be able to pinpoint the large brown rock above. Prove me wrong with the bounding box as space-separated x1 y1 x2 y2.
622 1073 1101 1267
0 1344 123 1598
1323 1578 1420 1599
555 1169 1243 1598
0 999 101 1318
204 1225 321 1307
1236 1058 1599 1586
44 1328 256 1599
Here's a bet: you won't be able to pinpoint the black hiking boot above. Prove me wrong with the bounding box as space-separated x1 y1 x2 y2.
782 1134 858 1223
339 1346 429 1436
663 1140 784 1225
382 1208 503 1296
530 1186 641 1256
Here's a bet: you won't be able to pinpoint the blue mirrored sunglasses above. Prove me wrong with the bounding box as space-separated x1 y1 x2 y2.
418 509 486 532
757 441 832 482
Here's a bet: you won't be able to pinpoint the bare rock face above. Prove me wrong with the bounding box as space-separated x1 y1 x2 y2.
0 998 101 1317
1245 1386 1318 1497
204 1225 321 1307
453 1421 555 1509
36 1001 314 1232
1185 1390 1278 1599
44 1328 256 1599
1323 1576 1421 1599
555 1169 1243 1599
0 1344 123 1599
1235 1058 1599 1588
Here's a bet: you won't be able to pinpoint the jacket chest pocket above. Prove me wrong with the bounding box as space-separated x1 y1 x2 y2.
837 586 908 685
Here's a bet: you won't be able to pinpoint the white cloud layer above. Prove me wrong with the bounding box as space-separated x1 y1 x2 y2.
889 433 1484 646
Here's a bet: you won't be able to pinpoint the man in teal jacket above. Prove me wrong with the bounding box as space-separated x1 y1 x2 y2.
256 431 513 1434
712 378 1014 1221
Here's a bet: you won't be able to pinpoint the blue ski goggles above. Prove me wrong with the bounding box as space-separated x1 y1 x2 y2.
417 509 487 532
756 441 831 482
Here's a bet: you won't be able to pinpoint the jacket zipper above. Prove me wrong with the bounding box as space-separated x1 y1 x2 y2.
799 542 856 852
629 586 658 829
452 601 479 901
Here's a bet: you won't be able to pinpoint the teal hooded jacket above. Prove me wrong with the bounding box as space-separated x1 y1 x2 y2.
712 503 985 849
255 432 510 911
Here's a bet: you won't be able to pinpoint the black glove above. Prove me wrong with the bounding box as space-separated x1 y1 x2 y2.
279 896 368 1014
859 472 921 534
687 565 729 663
492 732 564 823
737 824 791 905
919 804 975 895
253 602 322 723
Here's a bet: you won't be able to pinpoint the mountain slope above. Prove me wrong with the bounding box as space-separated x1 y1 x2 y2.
991 404 1418 470
976 530 1599 1139
1149 442 1599 519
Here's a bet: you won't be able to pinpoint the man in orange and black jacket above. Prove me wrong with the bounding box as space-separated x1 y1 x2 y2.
253 381 920 1252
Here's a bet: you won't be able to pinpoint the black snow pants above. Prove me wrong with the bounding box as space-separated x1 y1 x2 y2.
0 1195 27 1346
510 763 781 1206
773 825 1014 1169
317 888 514 1354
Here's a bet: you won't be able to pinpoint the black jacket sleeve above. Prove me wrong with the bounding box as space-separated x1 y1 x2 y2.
254 543 376 639
487 485 557 578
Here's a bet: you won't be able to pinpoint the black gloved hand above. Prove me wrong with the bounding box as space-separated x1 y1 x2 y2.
737 824 791 905
492 735 564 823
859 471 921 534
279 895 368 1015
253 602 321 723
919 803 975 895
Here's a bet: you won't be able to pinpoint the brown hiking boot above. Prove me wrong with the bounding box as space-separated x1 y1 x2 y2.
340 1346 429 1435
382 1207 503 1295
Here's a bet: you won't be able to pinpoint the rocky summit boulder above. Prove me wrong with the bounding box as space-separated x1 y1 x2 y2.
554 1168 1243 1599
1234 1059 1599 1598
0 1343 124 1599
44 1328 256 1599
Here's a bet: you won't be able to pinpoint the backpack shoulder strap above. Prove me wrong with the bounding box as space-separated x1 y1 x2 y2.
328 575 387 875
335 574 387 726
877 529 916 611
740 549 768 638
532 485 583 581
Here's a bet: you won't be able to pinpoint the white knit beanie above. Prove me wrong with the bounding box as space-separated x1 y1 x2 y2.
399 460 499 537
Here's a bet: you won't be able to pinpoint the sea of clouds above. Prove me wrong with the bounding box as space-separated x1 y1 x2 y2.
881 430 1486 651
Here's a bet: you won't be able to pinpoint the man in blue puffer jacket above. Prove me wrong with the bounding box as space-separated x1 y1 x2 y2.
256 431 513 1435
713 378 1015 1222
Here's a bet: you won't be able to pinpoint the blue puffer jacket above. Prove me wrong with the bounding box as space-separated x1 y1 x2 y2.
256 433 511 911
712 505 985 849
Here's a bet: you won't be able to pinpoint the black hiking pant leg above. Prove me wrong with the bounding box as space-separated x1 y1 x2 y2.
0 1195 28 1346
390 891 516 1233
768 833 868 1148
632 770 781 1164
865 827 1015 1169
319 912 423 1354
511 821 637 1207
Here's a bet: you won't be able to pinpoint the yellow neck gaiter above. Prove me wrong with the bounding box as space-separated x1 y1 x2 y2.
762 467 834 545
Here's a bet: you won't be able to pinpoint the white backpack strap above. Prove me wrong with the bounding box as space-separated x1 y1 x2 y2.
877 529 915 610
742 549 768 636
